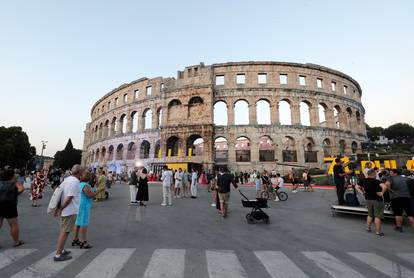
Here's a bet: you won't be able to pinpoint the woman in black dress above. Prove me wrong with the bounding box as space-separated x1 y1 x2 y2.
136 168 149 206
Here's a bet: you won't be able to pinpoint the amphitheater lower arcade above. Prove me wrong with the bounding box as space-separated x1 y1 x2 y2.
82 61 367 174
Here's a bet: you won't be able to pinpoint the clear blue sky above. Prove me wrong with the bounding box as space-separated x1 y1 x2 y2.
0 0 413 156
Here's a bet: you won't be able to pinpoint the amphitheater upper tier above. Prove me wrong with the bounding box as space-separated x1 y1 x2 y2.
82 61 367 174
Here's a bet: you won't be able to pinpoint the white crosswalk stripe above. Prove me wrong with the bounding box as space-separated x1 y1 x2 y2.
2 248 414 278
349 252 414 278
142 249 185 278
398 253 414 265
11 249 86 278
254 251 309 278
206 250 248 278
75 248 135 278
0 249 36 270
302 251 365 278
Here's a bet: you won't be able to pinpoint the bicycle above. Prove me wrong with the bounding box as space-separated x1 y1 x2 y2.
260 185 288 201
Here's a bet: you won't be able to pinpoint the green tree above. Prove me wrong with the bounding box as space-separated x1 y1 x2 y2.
0 126 36 168
53 139 82 170
383 123 414 142
366 124 384 141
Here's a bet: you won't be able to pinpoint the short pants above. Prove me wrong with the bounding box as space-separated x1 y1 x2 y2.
391 197 413 217
0 201 18 219
218 192 230 205
60 215 77 233
366 200 384 219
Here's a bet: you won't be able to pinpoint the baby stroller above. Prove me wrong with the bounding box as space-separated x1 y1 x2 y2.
239 189 269 224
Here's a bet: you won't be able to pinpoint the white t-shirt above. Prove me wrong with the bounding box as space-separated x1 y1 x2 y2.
161 170 173 187
60 176 81 217
277 177 284 187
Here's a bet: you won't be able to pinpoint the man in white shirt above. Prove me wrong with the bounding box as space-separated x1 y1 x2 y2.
191 168 198 198
161 165 173 206
53 164 83 262
174 168 182 198
274 173 284 201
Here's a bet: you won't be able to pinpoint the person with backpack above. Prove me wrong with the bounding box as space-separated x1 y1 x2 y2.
0 168 25 247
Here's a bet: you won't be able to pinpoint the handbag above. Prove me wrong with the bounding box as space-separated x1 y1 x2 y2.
47 186 63 214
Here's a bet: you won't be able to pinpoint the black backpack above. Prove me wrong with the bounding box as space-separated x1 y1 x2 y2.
0 181 17 203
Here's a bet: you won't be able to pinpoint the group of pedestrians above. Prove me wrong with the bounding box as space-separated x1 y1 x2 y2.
128 167 149 206
333 158 414 237
160 166 199 206
53 165 97 262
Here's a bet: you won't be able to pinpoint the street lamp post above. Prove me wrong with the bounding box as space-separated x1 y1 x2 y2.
40 140 47 169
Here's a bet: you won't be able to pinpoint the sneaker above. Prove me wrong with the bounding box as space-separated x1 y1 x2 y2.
161 203 167 206
62 249 71 256
211 203 216 207
53 254 72 262
274 199 280 202
376 232 385 237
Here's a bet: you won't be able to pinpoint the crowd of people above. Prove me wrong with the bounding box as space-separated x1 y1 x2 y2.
333 159 414 237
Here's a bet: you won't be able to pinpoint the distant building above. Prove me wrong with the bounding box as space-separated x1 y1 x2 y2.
374 136 394 145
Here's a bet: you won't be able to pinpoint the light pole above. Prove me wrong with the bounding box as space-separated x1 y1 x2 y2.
40 140 47 169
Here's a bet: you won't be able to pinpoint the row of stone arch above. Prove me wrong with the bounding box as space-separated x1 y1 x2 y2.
90 134 359 164
90 96 206 142
213 99 363 130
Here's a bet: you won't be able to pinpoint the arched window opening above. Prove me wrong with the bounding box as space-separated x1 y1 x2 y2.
356 111 362 124
214 101 228 126
168 99 182 121
300 102 311 126
257 100 271 125
351 141 358 153
120 114 127 134
339 140 346 154
154 140 161 158
104 120 109 138
234 100 249 125
95 149 100 162
318 103 327 124
214 137 228 163
186 135 204 156
259 136 274 162
304 137 318 163
282 136 297 162
322 139 332 157
279 100 292 125
131 112 139 132
166 136 180 157
101 147 107 163
115 144 124 160
235 137 251 162
334 106 341 128
108 145 114 161
126 142 136 160
189 96 203 105
144 109 153 129
112 117 117 135
140 140 151 159
157 108 162 129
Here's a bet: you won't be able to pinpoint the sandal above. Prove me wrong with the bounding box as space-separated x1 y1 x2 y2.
13 240 25 247
80 241 93 249
72 239 81 246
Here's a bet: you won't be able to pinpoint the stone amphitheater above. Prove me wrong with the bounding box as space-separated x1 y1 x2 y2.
81 61 367 174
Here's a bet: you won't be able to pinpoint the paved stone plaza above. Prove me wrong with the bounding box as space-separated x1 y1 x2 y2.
1 184 414 278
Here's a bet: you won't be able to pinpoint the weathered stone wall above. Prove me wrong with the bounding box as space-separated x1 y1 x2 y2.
82 61 367 173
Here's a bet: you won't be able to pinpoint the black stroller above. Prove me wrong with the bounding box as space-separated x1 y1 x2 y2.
239 189 269 224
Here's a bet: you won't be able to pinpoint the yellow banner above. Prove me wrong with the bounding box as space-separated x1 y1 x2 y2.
188 148 192 160
166 163 188 171
177 148 181 159
167 149 171 159
158 148 162 159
